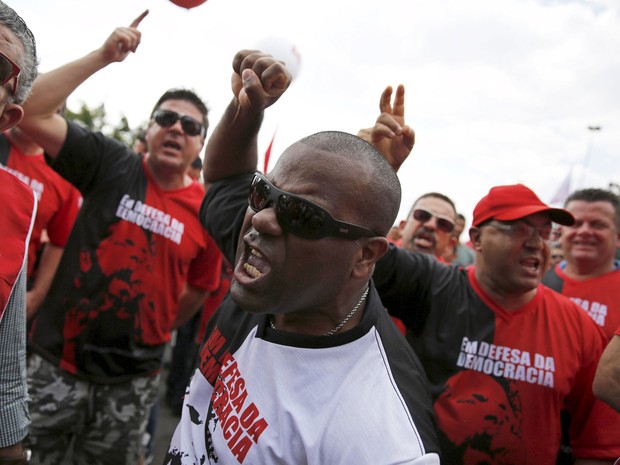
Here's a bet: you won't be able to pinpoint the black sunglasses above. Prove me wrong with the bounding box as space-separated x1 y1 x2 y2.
152 110 206 137
412 208 455 233
248 172 377 240
0 51 20 97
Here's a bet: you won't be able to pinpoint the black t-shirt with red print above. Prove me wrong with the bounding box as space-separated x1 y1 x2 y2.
374 248 607 465
29 121 222 384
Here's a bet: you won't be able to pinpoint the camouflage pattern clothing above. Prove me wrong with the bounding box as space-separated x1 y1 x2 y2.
25 355 159 465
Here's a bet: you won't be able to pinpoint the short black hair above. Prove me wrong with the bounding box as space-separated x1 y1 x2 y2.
565 188 620 229
409 192 457 220
151 88 209 135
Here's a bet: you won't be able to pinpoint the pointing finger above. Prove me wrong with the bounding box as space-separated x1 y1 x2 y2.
130 9 149 28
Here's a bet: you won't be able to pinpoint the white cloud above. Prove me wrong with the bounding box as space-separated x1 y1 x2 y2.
17 0 620 227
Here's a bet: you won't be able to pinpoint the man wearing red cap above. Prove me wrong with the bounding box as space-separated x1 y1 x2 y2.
373 182 607 464
362 83 609 463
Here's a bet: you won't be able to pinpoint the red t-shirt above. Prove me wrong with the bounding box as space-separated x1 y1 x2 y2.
0 169 36 320
0 133 81 276
550 265 620 460
375 248 607 464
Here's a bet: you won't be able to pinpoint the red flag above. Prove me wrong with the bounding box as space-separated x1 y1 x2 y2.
263 130 277 174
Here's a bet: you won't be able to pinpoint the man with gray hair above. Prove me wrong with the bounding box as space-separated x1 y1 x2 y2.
0 2 38 464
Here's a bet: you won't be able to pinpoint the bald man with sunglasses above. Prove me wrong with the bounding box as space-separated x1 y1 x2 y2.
163 50 440 464
17 14 225 464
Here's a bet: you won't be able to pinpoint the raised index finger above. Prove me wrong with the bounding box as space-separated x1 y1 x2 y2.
130 9 149 28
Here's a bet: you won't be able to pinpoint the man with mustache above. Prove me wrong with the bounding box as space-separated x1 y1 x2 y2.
17 13 223 464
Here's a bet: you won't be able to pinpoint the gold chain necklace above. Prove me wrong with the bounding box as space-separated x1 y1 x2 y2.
269 286 370 336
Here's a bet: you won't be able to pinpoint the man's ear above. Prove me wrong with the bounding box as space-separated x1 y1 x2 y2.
469 227 483 251
352 236 389 279
0 103 23 132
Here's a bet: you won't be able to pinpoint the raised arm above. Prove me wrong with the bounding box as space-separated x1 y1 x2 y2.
19 11 148 158
203 49 292 184
357 84 415 173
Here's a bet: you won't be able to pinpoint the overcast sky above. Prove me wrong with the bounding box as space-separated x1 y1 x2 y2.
17 0 620 226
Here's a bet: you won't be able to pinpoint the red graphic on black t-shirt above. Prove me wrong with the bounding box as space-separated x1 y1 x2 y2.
79 249 92 273
97 222 157 340
435 370 526 465
60 222 158 371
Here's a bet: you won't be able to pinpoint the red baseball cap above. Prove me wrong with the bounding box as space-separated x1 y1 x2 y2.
472 184 574 227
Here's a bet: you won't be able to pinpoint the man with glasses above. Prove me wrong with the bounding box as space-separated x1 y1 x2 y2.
17 14 224 465
164 50 440 464
399 193 458 260
542 188 620 464
0 3 38 465
372 182 608 464
355 83 609 464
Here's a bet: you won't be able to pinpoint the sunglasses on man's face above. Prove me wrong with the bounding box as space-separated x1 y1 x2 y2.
152 109 205 137
248 172 377 240
412 208 455 233
0 51 20 97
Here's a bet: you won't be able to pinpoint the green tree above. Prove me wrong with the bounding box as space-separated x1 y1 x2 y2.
64 101 142 147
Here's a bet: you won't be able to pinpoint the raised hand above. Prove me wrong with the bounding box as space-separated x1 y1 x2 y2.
100 10 149 63
231 49 292 114
357 84 415 172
